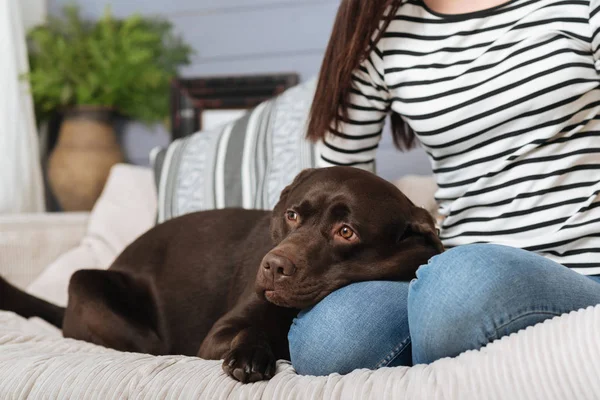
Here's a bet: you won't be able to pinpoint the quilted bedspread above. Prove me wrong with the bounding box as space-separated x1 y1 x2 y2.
1 305 600 400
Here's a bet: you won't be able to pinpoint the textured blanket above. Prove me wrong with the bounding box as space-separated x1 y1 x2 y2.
1 305 600 400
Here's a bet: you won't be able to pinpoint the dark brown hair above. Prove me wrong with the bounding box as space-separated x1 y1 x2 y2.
306 0 416 150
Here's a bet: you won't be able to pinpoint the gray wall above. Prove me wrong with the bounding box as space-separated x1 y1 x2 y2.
48 0 431 180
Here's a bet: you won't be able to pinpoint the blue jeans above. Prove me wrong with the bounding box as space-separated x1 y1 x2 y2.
288 244 600 376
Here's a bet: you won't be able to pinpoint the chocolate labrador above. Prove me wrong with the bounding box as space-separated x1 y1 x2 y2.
0 166 443 383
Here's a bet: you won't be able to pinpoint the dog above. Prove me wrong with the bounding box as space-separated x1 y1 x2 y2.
0 166 443 383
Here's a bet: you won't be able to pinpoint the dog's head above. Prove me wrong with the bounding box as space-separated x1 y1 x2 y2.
255 166 443 309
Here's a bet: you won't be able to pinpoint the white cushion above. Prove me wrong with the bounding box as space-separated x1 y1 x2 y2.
1 304 599 399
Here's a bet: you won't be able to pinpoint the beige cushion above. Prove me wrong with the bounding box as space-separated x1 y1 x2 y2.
2 304 599 399
392 175 439 216
26 164 157 307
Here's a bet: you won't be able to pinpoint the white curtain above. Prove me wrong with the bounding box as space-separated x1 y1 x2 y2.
0 0 45 213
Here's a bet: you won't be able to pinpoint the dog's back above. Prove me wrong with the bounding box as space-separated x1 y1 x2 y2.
124 208 274 355
2 208 274 357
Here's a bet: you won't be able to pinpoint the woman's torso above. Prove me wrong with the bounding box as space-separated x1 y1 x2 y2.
385 0 600 273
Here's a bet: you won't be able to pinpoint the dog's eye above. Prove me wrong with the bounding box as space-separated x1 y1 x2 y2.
286 211 298 222
338 226 355 240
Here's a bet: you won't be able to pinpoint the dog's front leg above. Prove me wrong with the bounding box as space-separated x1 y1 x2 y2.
197 298 294 383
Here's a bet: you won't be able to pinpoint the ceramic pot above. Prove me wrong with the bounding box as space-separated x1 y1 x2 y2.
47 106 123 211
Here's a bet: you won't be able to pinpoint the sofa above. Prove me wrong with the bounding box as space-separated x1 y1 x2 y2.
2 80 600 399
2 164 600 399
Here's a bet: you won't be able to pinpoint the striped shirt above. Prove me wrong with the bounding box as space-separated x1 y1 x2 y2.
317 0 600 274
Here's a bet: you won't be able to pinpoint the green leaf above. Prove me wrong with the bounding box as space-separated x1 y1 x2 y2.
24 3 193 123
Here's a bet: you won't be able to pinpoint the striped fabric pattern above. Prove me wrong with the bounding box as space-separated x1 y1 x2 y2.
152 80 317 224
318 0 600 274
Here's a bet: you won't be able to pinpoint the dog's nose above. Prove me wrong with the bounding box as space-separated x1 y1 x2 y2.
262 253 296 277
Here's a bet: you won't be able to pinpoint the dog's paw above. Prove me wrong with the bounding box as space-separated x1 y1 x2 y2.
222 345 276 383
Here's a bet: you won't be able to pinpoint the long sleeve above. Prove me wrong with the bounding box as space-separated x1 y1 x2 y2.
316 42 390 171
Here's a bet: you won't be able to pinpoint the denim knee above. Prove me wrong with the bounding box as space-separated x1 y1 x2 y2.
288 281 411 376
407 243 565 364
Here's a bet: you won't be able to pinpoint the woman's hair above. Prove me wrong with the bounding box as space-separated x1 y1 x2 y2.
306 0 416 150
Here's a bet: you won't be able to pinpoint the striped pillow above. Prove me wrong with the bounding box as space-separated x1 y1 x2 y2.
151 79 317 224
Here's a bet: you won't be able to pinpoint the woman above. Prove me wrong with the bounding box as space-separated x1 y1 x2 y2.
289 0 600 375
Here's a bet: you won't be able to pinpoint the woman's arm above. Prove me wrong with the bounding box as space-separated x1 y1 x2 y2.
590 0 600 60
316 44 390 171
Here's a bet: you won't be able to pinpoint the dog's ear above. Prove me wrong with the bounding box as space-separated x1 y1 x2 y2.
276 168 316 202
270 168 317 244
403 207 444 254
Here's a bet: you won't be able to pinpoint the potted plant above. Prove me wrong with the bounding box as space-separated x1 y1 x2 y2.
25 5 192 211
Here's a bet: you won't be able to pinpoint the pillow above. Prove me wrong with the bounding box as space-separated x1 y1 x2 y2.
26 164 157 307
151 79 318 223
